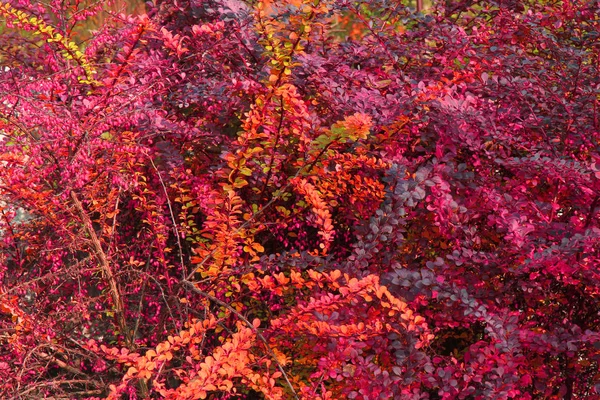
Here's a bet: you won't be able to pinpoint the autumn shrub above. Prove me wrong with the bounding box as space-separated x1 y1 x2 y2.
0 0 600 399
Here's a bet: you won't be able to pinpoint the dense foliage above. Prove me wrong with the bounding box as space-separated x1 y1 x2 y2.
0 0 599 398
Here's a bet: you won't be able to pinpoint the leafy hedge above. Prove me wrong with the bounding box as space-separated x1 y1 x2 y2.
0 0 599 398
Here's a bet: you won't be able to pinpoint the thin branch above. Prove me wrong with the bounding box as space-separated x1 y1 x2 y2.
148 156 186 279
108 190 121 251
37 351 88 377
132 254 151 343
70 191 131 348
181 280 299 400
260 95 285 199
184 166 303 282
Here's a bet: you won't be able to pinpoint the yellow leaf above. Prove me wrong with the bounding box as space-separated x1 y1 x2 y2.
146 349 157 359
330 270 342 281
272 348 289 366
252 242 265 252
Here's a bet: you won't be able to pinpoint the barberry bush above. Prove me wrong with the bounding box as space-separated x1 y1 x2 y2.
0 0 599 398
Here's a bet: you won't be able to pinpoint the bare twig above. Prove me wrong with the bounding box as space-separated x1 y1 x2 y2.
70 191 130 347
147 156 186 279
37 351 88 377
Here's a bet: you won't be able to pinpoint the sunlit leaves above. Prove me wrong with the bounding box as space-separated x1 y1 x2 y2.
1 0 600 398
